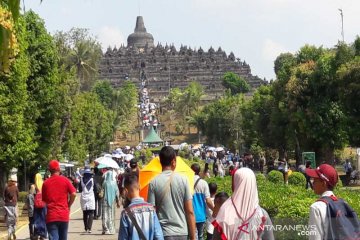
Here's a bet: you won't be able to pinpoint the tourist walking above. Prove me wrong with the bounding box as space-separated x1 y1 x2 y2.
42 160 77 240
118 173 164 240
102 169 120 235
79 167 96 233
26 184 36 239
148 146 196 240
4 176 19 240
93 167 103 219
306 164 360 240
191 163 214 240
33 173 47 240
205 183 217 240
212 168 274 240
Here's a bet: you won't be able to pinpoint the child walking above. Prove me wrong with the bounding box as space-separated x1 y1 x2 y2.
26 184 36 239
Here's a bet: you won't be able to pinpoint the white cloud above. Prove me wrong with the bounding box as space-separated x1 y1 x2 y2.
262 39 288 61
98 26 125 50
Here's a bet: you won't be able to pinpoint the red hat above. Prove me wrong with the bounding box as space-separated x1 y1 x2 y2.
48 160 60 172
305 164 338 187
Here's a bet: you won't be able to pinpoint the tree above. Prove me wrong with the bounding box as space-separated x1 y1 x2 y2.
222 72 250 95
0 0 20 74
0 15 36 191
92 80 113 109
63 93 113 163
23 10 61 166
112 81 138 136
53 28 102 91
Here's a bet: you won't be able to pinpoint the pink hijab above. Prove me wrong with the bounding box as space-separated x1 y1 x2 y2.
213 168 266 240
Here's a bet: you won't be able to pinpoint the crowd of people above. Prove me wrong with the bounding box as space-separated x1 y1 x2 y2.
2 146 360 240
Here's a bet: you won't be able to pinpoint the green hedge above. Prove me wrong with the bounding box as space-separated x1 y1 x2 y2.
268 170 283 184
288 172 306 186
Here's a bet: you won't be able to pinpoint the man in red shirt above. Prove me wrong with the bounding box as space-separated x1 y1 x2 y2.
42 160 76 240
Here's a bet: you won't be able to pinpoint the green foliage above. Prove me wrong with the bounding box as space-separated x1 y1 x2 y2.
175 123 184 135
23 11 62 167
222 72 250 95
53 28 102 91
196 94 245 150
0 15 36 173
113 80 138 134
18 191 28 203
288 172 306 186
92 80 113 109
256 173 266 183
268 170 284 184
63 92 113 163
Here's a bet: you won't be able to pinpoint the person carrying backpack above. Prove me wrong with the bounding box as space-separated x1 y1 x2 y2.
306 164 360 240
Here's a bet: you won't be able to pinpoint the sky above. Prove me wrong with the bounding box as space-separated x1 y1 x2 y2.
24 0 360 81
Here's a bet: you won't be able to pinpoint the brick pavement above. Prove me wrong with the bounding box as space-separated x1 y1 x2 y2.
12 194 122 240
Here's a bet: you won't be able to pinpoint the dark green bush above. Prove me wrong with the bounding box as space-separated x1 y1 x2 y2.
288 172 306 186
268 170 283 184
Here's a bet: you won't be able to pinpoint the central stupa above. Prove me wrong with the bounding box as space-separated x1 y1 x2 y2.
127 16 155 49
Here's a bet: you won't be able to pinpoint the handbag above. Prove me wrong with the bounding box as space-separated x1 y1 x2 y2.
125 207 147 240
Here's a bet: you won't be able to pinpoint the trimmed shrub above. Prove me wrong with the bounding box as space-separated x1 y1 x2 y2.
256 173 266 183
268 170 283 184
288 172 306 186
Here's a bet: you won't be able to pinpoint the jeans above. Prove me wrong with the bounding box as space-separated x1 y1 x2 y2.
29 217 34 237
47 221 68 240
95 196 102 218
83 210 94 231
196 222 205 240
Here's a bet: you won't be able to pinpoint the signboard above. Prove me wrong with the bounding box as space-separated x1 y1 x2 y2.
302 152 316 169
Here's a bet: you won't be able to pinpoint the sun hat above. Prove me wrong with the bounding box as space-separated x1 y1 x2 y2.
9 175 17 182
305 164 338 186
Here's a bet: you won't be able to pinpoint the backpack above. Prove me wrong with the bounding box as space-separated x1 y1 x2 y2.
317 196 360 240
34 191 46 209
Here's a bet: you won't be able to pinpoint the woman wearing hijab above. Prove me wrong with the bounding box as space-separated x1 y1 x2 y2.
101 169 120 235
212 168 274 240
79 166 96 233
33 173 47 240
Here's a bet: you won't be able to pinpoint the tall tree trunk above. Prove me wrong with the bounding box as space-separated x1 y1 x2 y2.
0 163 7 201
52 113 71 157
294 131 302 166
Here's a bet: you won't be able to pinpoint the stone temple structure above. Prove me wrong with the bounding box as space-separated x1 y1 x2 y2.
99 16 265 102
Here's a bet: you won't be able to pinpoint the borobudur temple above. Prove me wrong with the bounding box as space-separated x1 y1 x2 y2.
99 16 266 102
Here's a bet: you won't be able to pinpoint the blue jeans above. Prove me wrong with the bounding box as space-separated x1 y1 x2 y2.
196 222 205 240
47 222 68 240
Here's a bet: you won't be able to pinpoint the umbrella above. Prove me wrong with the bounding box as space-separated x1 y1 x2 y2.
97 158 119 169
112 153 123 159
125 154 134 161
94 156 113 164
179 142 188 150
215 147 224 152
207 147 216 152
139 156 194 201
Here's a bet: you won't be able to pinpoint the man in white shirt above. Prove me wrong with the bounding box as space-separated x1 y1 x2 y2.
305 164 339 240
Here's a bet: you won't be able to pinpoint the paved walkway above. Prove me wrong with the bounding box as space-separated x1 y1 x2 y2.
14 194 122 240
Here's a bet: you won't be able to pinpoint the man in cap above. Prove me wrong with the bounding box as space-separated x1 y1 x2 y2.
3 175 19 240
42 160 76 240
